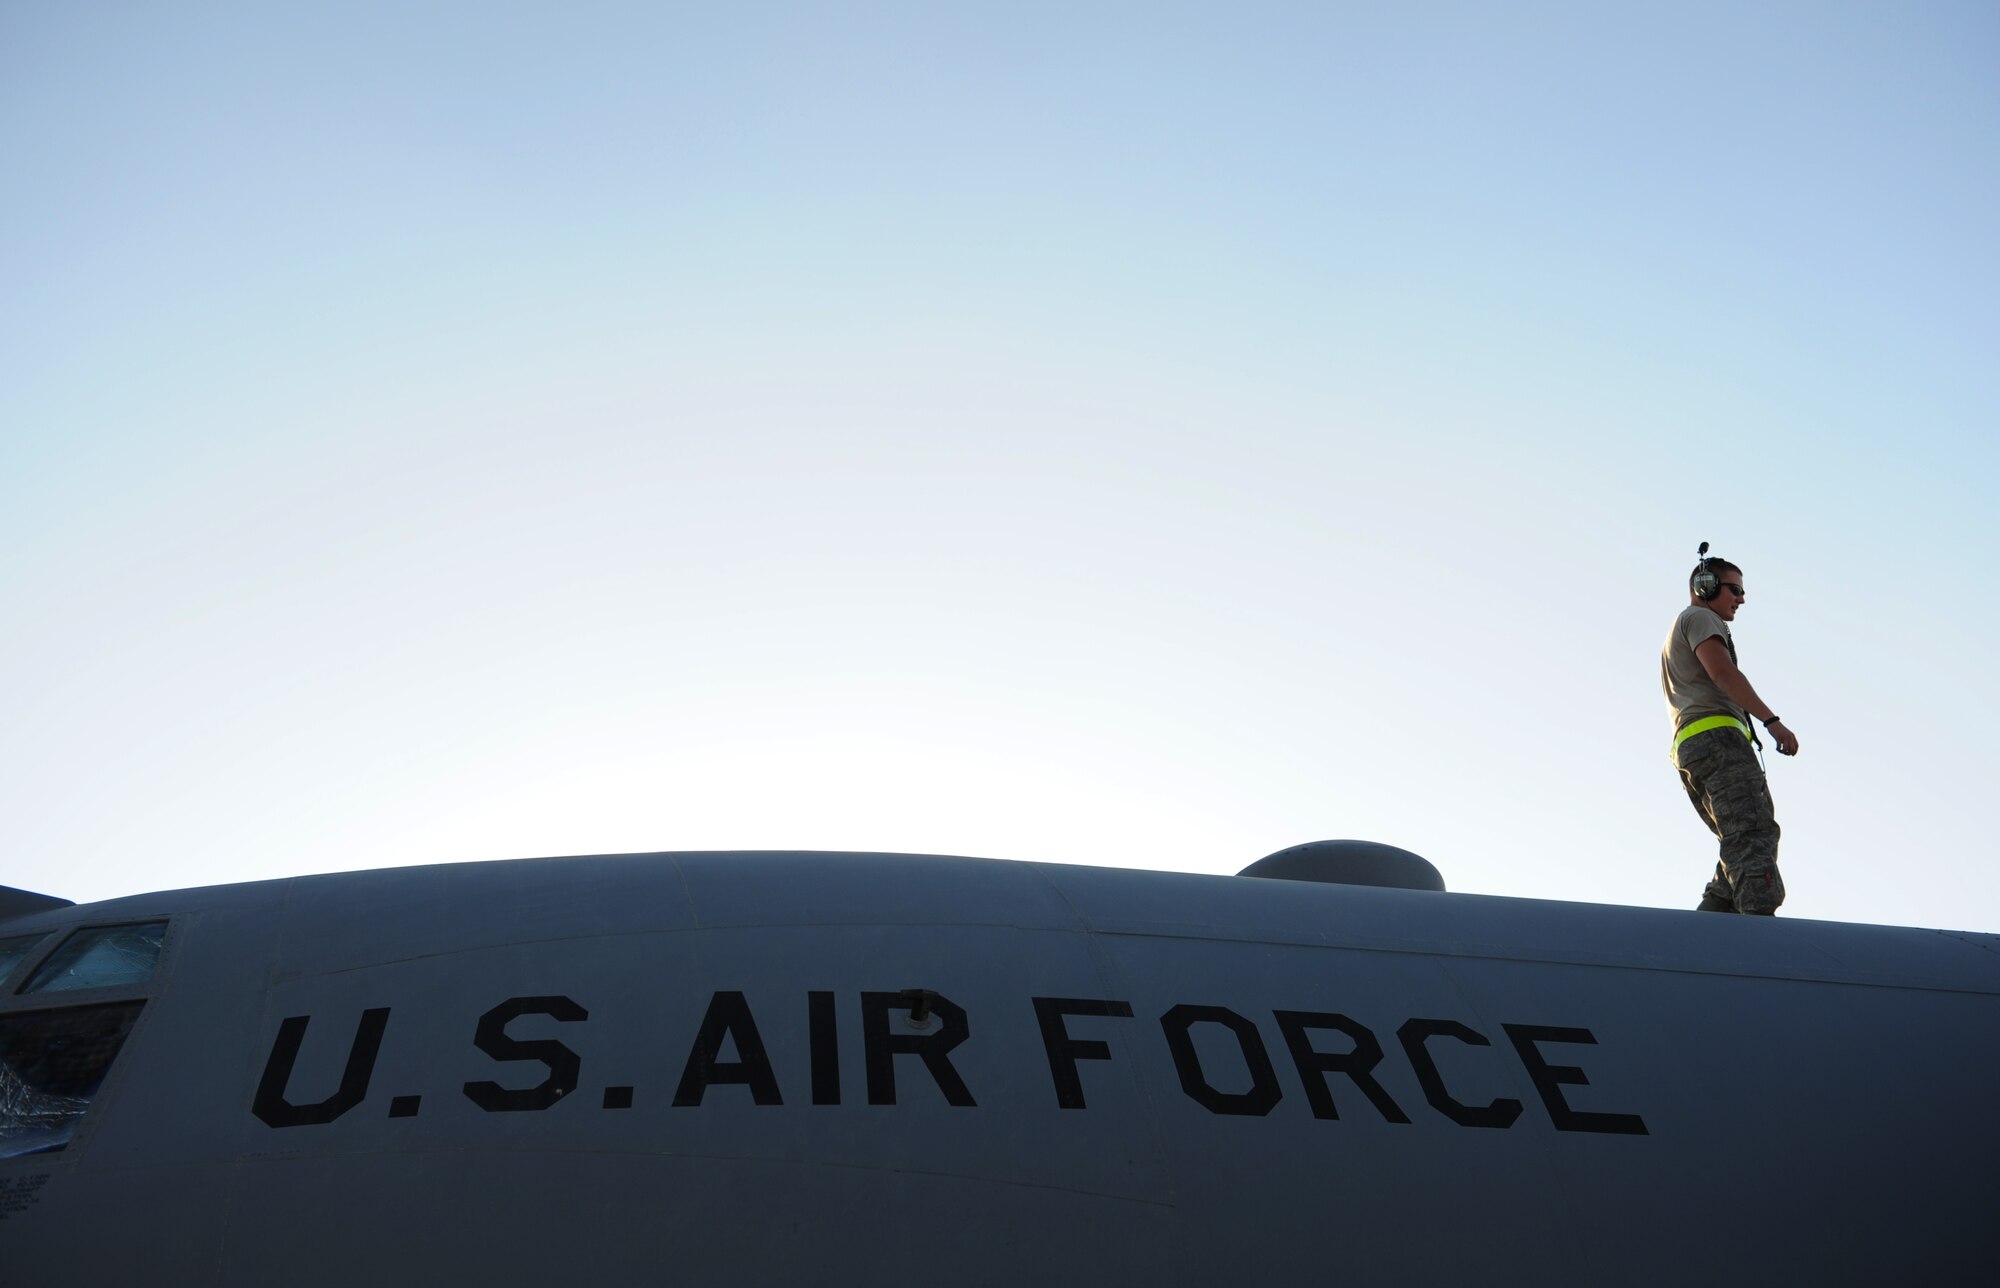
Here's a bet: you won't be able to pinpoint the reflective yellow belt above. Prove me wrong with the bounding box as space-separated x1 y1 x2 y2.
1673 714 1752 754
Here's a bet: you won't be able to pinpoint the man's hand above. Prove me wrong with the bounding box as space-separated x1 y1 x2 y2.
1696 638 1796 755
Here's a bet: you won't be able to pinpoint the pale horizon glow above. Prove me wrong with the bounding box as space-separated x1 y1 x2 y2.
4 4 1996 930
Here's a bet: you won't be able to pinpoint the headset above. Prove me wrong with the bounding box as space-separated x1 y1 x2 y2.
1690 540 1721 600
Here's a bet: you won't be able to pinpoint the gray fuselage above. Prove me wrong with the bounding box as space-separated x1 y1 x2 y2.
2 850 1996 1284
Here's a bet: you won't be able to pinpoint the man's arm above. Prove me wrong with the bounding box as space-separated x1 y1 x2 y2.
1695 637 1799 755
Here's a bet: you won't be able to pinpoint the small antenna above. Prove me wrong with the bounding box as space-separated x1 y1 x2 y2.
1697 540 1709 558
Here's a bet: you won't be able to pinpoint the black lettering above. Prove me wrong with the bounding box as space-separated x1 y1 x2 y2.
809 990 840 1106
1397 1018 1522 1129
1502 1024 1649 1135
253 1008 390 1128
1160 1004 1282 1117
1032 997 1134 1109
674 990 782 1106
860 991 975 1106
1273 1010 1410 1123
462 996 587 1112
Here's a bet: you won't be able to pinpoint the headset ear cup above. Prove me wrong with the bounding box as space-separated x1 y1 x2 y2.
1692 560 1718 600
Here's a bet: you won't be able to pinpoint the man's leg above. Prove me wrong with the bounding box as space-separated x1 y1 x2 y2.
1682 733 1784 914
1680 746 1738 911
1678 731 1783 914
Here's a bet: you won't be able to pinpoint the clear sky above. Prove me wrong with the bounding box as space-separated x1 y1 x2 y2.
4 3 1995 929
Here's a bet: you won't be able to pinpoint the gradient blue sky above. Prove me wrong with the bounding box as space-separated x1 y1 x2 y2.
5 3 1995 928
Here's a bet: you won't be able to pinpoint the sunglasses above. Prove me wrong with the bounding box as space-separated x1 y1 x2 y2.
1720 582 1745 596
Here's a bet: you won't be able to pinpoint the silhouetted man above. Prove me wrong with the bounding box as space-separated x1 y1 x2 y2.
1660 553 1798 913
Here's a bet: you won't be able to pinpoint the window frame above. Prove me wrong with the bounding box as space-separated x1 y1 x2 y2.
0 912 178 1165
16 920 174 997
2 917 177 1007
0 998 151 1161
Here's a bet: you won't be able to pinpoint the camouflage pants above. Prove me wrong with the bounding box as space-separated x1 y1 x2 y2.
1675 726 1784 914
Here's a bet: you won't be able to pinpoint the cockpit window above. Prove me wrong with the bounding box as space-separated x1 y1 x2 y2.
21 922 167 993
0 1002 145 1158
0 934 43 987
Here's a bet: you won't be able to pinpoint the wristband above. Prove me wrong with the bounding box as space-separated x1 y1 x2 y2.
1761 715 1782 728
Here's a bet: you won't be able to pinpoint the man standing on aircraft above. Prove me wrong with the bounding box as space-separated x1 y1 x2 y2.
1660 551 1799 914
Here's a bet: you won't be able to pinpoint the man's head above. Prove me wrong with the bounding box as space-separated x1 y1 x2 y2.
1691 557 1746 620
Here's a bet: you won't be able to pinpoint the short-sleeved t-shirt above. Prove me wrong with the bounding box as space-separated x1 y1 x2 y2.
1660 604 1745 731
